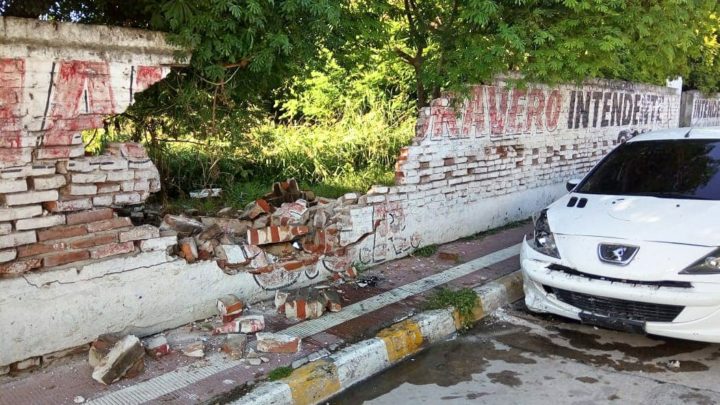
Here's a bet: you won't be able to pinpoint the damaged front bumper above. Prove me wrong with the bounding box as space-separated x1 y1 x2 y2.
521 238 720 343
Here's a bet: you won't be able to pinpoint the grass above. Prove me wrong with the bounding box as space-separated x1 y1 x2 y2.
268 366 293 381
413 244 438 257
160 166 395 215
425 287 479 330
104 107 413 214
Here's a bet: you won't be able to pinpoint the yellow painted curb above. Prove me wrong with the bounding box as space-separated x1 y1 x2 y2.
471 296 486 322
498 272 524 302
284 360 341 405
376 319 424 362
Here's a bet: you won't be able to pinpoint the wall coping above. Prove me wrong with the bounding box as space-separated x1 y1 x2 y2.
0 17 187 63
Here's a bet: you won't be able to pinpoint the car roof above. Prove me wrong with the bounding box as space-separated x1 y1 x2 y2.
628 127 720 142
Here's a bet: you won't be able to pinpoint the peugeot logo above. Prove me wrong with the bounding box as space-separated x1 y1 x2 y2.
598 244 639 266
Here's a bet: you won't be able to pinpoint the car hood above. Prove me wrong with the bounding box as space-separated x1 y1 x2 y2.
548 194 720 247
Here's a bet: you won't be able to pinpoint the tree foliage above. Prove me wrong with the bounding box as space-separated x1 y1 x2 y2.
352 0 719 107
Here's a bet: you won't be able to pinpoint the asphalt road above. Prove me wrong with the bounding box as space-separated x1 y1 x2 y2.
331 303 720 404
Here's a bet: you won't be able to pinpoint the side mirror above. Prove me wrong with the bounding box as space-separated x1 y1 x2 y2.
566 179 581 192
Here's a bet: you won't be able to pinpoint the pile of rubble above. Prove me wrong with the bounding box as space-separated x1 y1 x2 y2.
78 180 361 385
160 179 357 281
88 293 302 385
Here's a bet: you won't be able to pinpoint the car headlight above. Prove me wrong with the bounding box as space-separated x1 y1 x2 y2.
680 248 720 274
531 209 561 259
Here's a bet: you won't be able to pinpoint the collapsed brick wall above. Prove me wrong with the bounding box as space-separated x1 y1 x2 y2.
679 90 720 127
0 18 686 370
0 17 179 276
337 78 681 265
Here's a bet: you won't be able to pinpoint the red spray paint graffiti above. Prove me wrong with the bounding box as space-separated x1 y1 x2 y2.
0 59 25 148
419 86 565 140
43 61 116 146
134 66 164 93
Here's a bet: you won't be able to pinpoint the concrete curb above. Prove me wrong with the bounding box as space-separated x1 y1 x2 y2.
240 270 524 405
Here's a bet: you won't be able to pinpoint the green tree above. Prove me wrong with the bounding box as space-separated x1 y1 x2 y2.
354 0 718 108
686 7 720 94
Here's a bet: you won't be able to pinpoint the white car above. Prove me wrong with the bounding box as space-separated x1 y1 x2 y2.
522 127 720 342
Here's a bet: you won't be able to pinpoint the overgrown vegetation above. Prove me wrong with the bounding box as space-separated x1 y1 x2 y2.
268 366 293 381
425 287 479 330
4 1 720 201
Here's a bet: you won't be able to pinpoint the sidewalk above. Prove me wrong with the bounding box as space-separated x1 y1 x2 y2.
0 222 531 405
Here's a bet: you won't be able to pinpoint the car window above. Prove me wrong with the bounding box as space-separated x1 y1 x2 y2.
576 139 720 200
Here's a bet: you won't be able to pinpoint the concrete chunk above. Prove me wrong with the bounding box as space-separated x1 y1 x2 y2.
91 335 145 385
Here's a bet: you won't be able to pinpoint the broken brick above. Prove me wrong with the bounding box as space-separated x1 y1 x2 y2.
143 335 171 359
196 239 217 261
271 200 308 226
217 294 244 320
221 334 247 360
179 237 198 263
215 314 265 334
247 225 310 246
89 334 123 367
241 199 272 220
139 236 177 252
321 289 343 312
284 290 327 320
181 342 205 358
199 217 250 235
275 290 290 312
10 357 41 373
91 335 145 385
118 224 160 242
256 333 301 354
160 215 204 237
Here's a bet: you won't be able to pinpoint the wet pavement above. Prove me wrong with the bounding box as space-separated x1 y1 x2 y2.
333 302 720 404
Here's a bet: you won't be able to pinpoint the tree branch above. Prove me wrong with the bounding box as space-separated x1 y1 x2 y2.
394 47 417 66
223 58 251 69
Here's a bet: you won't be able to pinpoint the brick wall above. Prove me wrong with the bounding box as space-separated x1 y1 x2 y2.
0 17 180 276
337 78 681 266
680 90 720 127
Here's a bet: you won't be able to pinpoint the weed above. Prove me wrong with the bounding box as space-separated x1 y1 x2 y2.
353 262 369 274
425 288 479 330
268 366 293 381
413 244 438 257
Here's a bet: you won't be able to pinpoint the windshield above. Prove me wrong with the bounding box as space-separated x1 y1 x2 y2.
576 139 720 200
